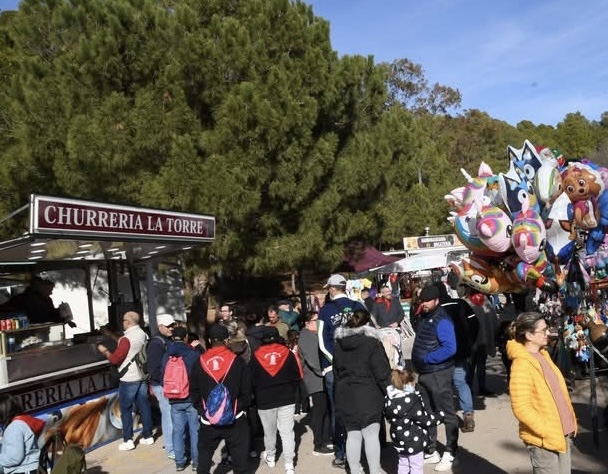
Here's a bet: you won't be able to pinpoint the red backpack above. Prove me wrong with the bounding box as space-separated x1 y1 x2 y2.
163 355 190 399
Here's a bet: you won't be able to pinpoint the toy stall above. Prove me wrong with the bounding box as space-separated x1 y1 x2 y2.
443 139 608 381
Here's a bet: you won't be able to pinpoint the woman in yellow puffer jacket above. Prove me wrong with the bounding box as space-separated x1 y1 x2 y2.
506 311 577 474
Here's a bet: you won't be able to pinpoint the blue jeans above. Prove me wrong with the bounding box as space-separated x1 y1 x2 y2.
151 384 174 455
171 402 199 466
118 380 153 441
453 361 474 414
324 371 345 460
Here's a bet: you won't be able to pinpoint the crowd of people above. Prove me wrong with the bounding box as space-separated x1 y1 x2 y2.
0 273 577 474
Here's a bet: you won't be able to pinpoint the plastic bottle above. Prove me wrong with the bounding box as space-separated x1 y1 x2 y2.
7 336 15 353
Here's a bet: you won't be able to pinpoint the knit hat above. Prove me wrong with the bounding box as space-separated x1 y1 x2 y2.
419 285 440 302
208 324 229 342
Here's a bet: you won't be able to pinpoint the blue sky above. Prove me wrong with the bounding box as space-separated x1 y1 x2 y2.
307 0 608 126
3 0 608 126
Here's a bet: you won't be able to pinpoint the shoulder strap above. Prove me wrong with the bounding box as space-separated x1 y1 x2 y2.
201 353 236 384
152 335 167 348
120 333 149 375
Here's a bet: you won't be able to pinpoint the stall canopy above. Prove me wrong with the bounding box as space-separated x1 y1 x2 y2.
342 244 400 273
365 249 469 275
0 194 215 264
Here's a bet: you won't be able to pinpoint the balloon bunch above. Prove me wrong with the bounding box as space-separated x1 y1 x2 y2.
446 139 608 295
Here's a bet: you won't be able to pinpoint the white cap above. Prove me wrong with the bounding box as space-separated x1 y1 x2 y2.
323 274 347 288
157 313 175 327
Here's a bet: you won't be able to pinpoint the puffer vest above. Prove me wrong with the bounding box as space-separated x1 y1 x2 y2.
412 309 455 374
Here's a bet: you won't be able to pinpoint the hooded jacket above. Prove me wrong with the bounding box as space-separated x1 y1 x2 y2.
0 414 44 474
507 339 577 453
384 385 442 455
334 325 391 430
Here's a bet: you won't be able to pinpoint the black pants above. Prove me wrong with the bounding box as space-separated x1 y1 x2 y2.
310 391 329 449
197 416 250 474
418 366 459 454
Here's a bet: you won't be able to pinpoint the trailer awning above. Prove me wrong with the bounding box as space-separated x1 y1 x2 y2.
0 195 215 264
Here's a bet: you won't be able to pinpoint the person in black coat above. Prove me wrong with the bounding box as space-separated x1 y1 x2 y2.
334 309 391 474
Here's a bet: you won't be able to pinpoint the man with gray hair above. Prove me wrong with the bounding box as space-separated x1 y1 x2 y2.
97 311 154 451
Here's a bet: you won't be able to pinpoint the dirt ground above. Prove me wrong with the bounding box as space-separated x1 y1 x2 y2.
86 348 608 474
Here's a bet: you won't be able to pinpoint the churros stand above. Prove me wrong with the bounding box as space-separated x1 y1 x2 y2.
0 194 214 450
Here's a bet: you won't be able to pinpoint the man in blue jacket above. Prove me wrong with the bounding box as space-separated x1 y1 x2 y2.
411 284 459 472
317 274 366 469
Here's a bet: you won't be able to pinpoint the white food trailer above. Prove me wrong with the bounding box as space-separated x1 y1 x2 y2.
0 194 214 450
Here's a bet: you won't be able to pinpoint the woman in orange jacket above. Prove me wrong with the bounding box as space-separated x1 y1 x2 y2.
506 312 577 474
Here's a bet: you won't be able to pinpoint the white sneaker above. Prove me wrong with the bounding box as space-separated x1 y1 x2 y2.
262 451 275 468
139 437 154 445
423 451 441 464
285 463 295 474
434 452 455 471
118 439 135 451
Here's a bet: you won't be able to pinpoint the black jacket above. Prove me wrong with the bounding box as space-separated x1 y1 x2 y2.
249 342 302 410
334 325 391 430
384 385 443 454
434 282 479 361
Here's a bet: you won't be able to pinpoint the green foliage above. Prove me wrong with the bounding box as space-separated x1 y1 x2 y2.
1 0 608 279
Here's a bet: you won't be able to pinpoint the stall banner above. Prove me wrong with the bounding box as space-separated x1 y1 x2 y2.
31 194 215 242
31 391 142 451
403 234 462 250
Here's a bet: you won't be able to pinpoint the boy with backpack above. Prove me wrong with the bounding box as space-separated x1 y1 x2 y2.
163 326 201 471
190 324 252 474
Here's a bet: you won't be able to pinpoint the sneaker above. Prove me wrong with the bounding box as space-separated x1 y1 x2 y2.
191 463 198 472
139 437 155 445
435 452 455 471
176 464 186 472
285 463 295 474
331 457 346 469
118 439 135 451
462 413 475 433
167 453 176 460
312 446 334 456
262 451 275 468
423 451 441 464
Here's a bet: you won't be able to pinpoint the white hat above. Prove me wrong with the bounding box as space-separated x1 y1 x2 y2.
323 274 347 288
157 313 175 327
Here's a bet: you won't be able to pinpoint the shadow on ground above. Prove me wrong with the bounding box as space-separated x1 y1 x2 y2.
380 442 514 474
